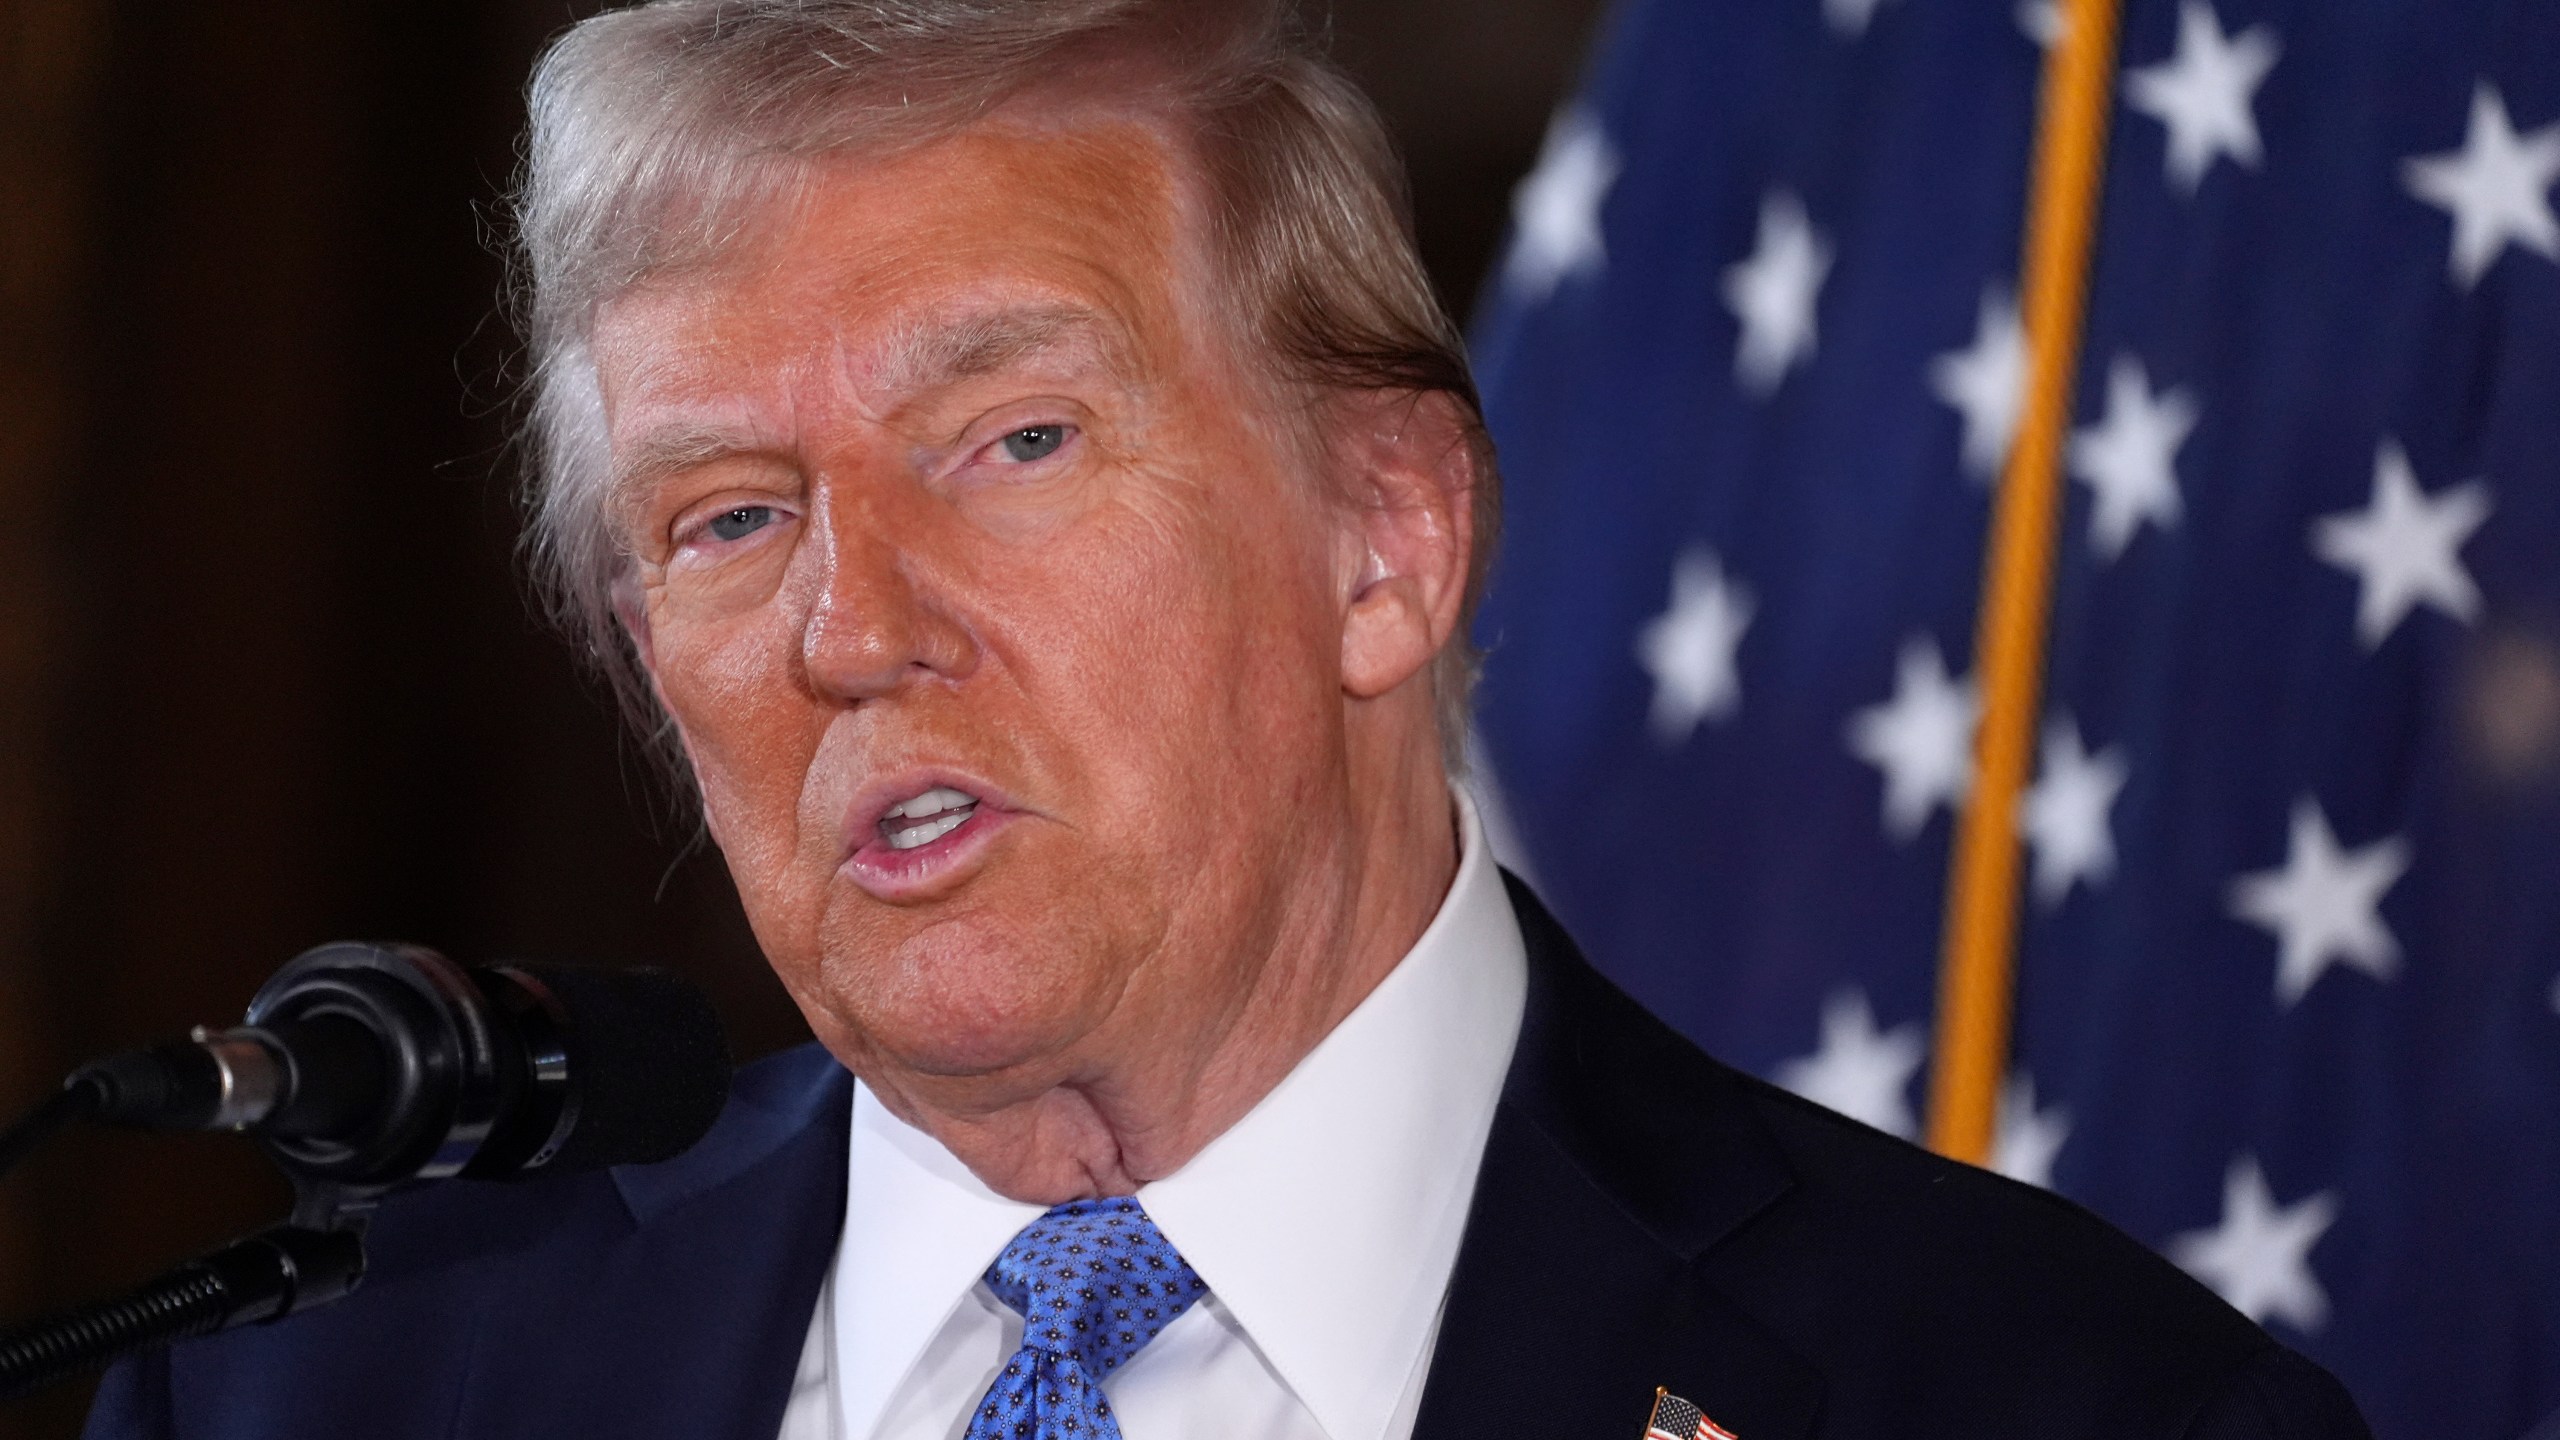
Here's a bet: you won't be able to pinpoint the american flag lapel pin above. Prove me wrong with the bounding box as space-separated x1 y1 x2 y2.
1644 1387 1739 1440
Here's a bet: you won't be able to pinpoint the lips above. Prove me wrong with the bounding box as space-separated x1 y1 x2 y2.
840 772 1019 900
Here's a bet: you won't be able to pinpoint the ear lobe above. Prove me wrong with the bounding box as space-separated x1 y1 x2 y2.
1335 390 1480 701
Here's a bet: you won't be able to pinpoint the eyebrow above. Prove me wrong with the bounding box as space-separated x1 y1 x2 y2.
868 302 1126 397
604 302 1134 503
606 423 776 509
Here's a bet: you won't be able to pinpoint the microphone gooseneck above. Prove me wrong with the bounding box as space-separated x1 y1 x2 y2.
0 1226 364 1402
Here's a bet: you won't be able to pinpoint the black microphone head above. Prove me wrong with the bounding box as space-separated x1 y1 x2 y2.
237 943 732 1192
506 965 731 1173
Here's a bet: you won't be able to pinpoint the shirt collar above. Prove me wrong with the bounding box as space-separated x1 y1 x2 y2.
835 790 1527 1440
835 1080 1043 1440
1138 789 1526 1440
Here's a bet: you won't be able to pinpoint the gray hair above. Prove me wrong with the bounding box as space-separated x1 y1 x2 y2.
512 0 1500 766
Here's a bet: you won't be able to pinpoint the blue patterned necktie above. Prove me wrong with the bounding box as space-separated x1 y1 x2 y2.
965 1198 1209 1440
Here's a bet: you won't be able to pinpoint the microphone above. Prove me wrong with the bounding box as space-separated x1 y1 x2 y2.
73 942 731 1189
0 945 733 1400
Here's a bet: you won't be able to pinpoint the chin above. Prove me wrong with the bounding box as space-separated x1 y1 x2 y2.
809 900 1122 1083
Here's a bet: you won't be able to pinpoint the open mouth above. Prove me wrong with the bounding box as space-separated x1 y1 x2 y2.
843 775 1015 899
878 785 980 850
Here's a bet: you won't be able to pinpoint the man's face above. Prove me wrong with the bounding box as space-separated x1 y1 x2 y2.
590 120 1366 1122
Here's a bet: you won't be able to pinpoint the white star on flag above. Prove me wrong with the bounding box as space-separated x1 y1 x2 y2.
1723 190 1833 397
2070 354 2197 561
1636 547 1755 746
1504 108 1621 302
2229 798 2411 1007
1823 0 1895 39
2310 439 2494 651
2169 1157 2340 1333
2123 2 2280 194
1930 285 2028 484
1776 988 1926 1139
2016 0 2064 50
1847 636 1979 841
2020 715 2129 908
1994 1073 2072 1189
2402 83 2560 289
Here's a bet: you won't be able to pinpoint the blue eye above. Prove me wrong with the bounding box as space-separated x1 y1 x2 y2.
706 505 775 541
999 424 1067 462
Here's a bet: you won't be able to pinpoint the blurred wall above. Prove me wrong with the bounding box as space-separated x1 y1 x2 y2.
0 0 1602 1434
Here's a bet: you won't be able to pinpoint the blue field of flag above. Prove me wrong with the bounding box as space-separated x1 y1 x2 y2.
1469 2 2560 1434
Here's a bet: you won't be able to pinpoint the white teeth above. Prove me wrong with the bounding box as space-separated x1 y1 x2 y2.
876 784 979 852
884 810 970 850
886 786 976 820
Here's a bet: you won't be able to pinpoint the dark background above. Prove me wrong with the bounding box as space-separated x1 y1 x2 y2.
0 1 1604 1433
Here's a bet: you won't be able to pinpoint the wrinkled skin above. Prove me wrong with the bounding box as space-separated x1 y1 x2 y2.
590 114 1476 1202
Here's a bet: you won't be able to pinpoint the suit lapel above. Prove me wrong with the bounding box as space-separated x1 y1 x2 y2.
445 1047 853 1440
1411 877 1822 1440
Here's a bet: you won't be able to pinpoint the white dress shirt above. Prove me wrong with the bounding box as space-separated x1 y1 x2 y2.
776 792 1528 1440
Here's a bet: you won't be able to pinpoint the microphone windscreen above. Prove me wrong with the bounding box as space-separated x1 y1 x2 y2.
526 966 732 1172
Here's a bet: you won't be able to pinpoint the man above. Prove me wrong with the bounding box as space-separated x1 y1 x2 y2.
89 2 2370 1437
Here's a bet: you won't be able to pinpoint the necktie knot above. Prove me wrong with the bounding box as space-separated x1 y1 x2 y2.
982 1198 1208 1381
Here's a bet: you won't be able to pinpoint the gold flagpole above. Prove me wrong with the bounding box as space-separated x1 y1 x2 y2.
1924 0 2126 1163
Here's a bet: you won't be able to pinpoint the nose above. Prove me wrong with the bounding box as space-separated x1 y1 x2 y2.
801 484 976 703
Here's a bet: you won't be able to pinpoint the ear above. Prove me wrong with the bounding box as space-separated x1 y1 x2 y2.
1331 389 1479 702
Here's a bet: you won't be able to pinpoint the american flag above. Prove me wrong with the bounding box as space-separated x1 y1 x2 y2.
1467 0 2560 1436
1644 1388 1739 1440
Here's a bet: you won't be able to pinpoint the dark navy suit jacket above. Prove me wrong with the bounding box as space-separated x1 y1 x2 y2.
87 878 2371 1439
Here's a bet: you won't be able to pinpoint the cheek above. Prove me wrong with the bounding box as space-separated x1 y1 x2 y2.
648 595 826 886
1013 473 1339 808
1147 478 1338 716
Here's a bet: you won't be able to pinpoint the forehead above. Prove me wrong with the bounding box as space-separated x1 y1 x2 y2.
590 117 1205 409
